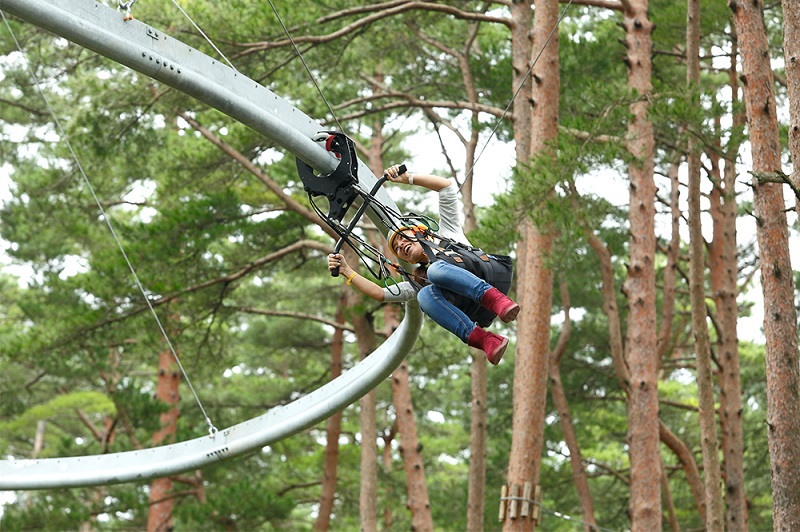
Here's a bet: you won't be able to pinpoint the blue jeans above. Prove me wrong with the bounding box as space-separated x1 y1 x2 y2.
416 261 493 343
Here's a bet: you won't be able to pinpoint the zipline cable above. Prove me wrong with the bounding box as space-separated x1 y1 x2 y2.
265 0 346 136
460 0 574 192
1 11 218 436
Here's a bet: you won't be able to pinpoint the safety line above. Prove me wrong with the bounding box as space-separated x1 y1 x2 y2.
461 0 574 192
1 11 218 436
537 504 617 532
265 0 346 135
169 0 237 71
501 494 618 532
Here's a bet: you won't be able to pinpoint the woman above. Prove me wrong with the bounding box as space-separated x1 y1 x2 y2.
328 165 519 364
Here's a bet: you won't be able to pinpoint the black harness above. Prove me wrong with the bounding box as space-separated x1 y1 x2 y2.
410 230 514 327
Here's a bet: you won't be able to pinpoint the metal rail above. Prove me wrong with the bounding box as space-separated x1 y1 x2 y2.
0 303 421 489
0 0 420 489
0 0 397 214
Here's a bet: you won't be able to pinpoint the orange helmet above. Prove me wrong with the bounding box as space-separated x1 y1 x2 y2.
386 224 428 257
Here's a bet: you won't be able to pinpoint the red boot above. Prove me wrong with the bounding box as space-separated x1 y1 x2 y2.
467 327 509 365
481 287 520 323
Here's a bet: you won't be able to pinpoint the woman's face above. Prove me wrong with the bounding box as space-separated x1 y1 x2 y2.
392 230 425 263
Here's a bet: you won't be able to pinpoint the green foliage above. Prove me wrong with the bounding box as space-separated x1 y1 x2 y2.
0 0 787 530
1 391 115 434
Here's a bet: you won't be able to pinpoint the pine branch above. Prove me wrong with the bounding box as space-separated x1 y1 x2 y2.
231 306 358 333
228 2 510 60
751 169 800 201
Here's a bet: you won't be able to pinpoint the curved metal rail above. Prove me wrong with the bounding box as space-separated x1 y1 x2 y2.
0 0 422 489
0 303 422 489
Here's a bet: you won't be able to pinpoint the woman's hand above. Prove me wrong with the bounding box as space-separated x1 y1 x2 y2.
328 254 386 301
384 164 410 184
328 253 352 276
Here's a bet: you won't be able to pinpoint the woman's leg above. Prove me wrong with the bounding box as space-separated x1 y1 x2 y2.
427 260 520 323
417 284 476 343
418 283 511 365
426 261 491 302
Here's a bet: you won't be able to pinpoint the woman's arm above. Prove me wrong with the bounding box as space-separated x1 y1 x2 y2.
328 253 385 301
384 164 451 192
385 164 469 245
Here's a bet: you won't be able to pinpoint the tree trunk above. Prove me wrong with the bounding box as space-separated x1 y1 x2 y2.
356 314 378 532
392 359 433 531
352 117 389 532
657 157 681 366
708 61 748 527
510 0 533 166
461 86 488 532
661 458 680 532
686 1 724 529
659 421 706 522
314 303 345 531
504 1 557 529
331 274 380 531
731 1 800 528
381 422 397 530
382 303 402 531
549 277 597 531
581 225 628 391
147 346 180 532
621 1 660 529
784 0 800 202
467 351 488 532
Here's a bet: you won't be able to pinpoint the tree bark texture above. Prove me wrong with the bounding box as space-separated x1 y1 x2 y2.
685 1 724 529
504 2 558 529
656 159 681 364
784 0 800 200
659 421 706 522
458 82 488 532
661 458 680 532
147 347 180 532
708 83 748 528
467 351 488 532
355 310 378 532
392 359 434 531
510 0 533 164
314 303 345 532
731 1 800 528
505 227 554 528
344 247 378 532
621 1 661 529
354 119 386 532
382 302 402 532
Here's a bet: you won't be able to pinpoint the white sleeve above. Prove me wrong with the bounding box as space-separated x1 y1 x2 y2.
382 281 418 303
437 182 472 246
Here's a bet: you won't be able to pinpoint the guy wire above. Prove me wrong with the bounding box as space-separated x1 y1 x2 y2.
170 0 237 71
266 0 346 135
2 11 218 435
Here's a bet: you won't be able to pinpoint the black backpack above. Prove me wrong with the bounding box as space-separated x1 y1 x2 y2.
414 234 514 327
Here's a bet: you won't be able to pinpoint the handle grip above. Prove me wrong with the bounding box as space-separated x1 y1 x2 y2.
331 164 406 277
331 249 343 277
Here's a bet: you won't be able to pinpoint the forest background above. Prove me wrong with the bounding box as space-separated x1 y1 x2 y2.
1 0 799 530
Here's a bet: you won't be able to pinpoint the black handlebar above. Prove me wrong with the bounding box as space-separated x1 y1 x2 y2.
330 164 406 277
